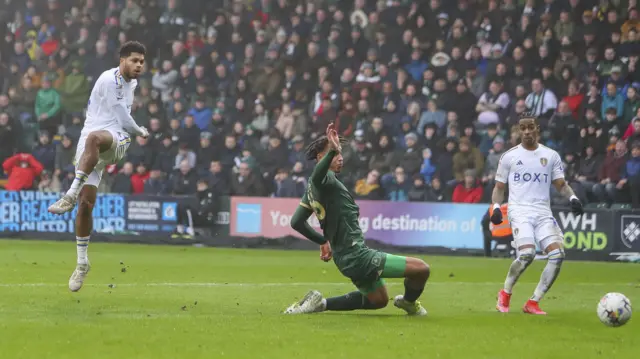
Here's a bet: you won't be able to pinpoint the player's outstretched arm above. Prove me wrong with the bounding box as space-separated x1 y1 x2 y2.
310 123 341 186
113 104 147 137
553 178 584 215
291 205 327 245
310 150 336 187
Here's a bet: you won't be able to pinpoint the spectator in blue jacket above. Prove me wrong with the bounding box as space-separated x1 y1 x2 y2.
601 82 624 119
618 142 640 207
384 166 410 202
420 148 436 183
187 96 213 130
404 50 428 82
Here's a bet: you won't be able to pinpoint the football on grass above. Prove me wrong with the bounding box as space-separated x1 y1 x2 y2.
597 293 632 327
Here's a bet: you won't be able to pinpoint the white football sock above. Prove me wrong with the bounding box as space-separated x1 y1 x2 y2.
531 248 565 302
76 236 90 264
176 225 184 234
504 249 535 294
66 171 89 199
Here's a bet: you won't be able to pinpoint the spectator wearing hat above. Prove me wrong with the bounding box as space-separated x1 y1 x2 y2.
452 136 484 183
594 140 628 204
452 169 483 204
601 81 624 119
34 76 61 136
554 45 579 80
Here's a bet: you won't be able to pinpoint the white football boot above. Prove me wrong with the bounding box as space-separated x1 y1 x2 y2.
284 290 325 314
69 262 91 292
48 194 77 214
393 295 427 316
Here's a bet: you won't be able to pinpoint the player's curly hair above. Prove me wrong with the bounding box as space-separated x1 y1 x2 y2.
119 41 146 58
305 135 348 161
519 111 538 122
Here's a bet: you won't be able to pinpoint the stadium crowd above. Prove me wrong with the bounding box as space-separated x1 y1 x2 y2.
2 0 640 208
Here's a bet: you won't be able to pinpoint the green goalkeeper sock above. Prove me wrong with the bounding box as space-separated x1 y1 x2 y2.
403 278 425 302
325 291 377 311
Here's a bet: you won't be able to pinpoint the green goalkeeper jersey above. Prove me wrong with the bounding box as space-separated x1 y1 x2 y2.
300 150 365 254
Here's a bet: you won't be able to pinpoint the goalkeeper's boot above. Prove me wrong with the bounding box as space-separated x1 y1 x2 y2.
393 295 427 316
48 194 77 214
522 299 547 315
69 262 91 292
496 289 511 313
284 290 324 314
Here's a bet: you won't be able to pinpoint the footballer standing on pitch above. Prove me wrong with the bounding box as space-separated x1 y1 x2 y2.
285 124 430 315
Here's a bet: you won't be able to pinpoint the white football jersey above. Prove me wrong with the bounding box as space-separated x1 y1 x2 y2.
495 144 564 215
82 67 137 136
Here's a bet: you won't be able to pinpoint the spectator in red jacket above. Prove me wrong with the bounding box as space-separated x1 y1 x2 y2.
2 153 44 191
452 169 484 203
130 163 151 194
593 140 628 203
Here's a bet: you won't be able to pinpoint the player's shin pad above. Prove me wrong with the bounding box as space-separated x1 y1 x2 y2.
504 247 535 294
531 248 565 302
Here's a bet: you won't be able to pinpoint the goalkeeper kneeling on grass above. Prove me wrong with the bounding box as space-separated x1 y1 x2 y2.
285 123 430 315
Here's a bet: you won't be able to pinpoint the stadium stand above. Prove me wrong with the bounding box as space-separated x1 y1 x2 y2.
2 0 640 207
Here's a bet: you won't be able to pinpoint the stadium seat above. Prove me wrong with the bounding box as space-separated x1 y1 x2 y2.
585 202 608 209
610 203 633 210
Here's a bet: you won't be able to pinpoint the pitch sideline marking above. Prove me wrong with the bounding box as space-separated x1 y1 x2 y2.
0 282 635 287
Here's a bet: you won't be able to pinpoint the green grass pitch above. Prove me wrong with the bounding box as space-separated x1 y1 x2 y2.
0 240 638 359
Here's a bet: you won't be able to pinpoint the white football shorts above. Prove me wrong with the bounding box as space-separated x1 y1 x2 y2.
508 210 564 251
74 128 131 187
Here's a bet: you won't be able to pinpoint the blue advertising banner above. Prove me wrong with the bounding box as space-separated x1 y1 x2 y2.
0 191 181 234
230 197 489 249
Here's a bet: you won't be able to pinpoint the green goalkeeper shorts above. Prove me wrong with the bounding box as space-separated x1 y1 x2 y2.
335 248 408 294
